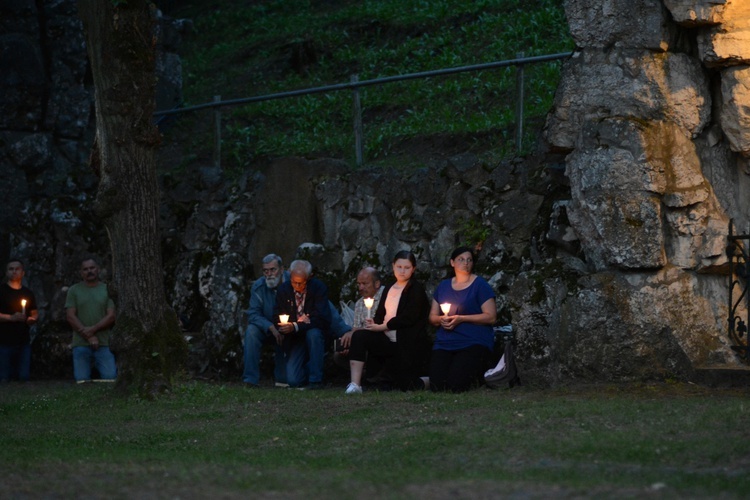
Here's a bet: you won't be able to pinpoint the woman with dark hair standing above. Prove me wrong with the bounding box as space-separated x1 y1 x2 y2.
429 246 497 392
345 250 430 394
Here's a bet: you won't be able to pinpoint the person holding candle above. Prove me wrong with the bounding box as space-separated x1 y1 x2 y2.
65 257 117 383
345 251 430 394
0 258 38 382
336 267 384 351
333 267 384 373
428 246 497 393
275 259 332 389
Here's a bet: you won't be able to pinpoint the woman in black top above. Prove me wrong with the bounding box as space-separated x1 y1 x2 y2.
345 250 430 393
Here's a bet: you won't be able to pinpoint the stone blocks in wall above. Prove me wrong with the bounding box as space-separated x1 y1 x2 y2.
565 117 729 271
564 0 675 50
568 270 735 376
510 266 737 383
696 1 750 66
663 0 727 26
720 65 750 156
546 50 711 151
570 190 666 270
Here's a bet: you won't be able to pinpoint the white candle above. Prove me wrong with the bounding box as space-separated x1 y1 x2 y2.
440 303 451 315
364 297 374 318
21 299 27 316
279 314 289 325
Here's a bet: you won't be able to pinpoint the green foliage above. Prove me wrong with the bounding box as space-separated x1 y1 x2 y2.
170 0 574 168
1 382 748 496
458 217 491 247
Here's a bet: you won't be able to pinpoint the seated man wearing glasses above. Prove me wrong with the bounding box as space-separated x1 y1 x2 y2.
275 259 332 389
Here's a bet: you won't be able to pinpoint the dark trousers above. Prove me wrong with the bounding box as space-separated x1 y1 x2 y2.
0 344 31 382
349 329 425 391
349 330 397 362
429 345 492 393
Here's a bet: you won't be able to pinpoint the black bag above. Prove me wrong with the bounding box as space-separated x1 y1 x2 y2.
484 335 520 389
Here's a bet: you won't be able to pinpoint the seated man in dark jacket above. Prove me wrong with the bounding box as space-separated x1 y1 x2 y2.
276 259 331 389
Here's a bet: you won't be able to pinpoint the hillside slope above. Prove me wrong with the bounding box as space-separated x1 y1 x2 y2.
161 0 573 171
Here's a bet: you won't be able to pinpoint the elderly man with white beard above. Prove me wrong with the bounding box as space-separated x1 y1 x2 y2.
242 253 290 387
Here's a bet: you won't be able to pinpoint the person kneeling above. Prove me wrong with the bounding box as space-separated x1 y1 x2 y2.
428 246 497 393
345 251 430 394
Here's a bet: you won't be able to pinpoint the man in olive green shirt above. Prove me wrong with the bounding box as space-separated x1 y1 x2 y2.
65 257 116 382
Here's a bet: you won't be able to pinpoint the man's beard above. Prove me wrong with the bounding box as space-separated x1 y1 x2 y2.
265 275 281 289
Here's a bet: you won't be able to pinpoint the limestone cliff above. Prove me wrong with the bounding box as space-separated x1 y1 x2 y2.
538 0 750 380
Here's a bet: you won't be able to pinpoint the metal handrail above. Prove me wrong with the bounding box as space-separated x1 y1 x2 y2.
154 52 572 116
155 51 574 165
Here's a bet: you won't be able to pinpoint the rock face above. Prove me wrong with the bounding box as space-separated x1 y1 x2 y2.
2 0 749 384
538 0 750 382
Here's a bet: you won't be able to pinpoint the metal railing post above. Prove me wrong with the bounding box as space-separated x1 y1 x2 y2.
515 52 525 151
351 75 364 166
213 95 221 169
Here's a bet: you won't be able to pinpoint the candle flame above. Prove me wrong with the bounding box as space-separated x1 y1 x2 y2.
279 314 289 324
440 303 451 315
21 299 27 307
364 297 374 309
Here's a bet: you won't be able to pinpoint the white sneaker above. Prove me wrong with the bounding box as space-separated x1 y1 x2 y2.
345 382 362 394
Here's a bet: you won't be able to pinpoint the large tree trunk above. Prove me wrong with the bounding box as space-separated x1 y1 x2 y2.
77 0 186 397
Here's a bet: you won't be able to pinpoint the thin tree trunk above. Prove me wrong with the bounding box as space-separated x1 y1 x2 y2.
77 0 186 397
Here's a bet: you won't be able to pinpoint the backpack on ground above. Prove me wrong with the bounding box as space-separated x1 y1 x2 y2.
484 326 521 389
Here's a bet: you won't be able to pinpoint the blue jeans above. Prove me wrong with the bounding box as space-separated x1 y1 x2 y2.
305 327 325 384
243 325 326 387
277 327 325 387
0 344 31 382
72 346 117 382
242 324 286 385
285 328 325 387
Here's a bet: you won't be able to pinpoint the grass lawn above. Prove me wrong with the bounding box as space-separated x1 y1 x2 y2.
1 380 748 498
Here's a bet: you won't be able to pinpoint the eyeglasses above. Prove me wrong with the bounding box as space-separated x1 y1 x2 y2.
262 267 279 275
455 257 473 264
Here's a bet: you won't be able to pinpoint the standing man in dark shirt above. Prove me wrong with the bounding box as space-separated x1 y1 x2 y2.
0 258 38 382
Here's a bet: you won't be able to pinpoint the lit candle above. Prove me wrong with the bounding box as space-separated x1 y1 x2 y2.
279 314 289 325
363 297 374 318
21 299 27 316
440 303 451 315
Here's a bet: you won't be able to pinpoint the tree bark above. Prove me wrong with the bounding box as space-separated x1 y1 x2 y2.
77 0 186 397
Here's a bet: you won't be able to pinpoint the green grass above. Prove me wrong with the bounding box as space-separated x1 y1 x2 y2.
167 0 573 171
1 381 748 497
